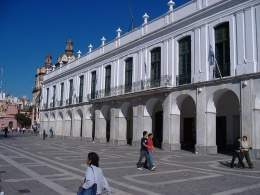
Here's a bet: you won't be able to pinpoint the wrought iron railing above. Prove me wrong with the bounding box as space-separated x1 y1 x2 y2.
176 74 191 86
43 75 172 109
87 75 172 100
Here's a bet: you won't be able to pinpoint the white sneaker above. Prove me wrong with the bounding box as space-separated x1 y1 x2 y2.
137 167 143 170
151 166 156 171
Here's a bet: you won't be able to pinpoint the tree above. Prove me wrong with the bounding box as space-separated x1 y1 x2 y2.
15 113 31 128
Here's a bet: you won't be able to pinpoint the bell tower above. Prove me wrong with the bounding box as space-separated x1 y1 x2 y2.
44 54 52 68
65 39 73 57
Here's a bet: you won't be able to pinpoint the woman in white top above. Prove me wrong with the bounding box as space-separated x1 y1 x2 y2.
79 152 111 195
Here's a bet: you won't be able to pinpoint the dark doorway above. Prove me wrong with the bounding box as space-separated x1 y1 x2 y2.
92 117 95 141
8 121 13 129
106 120 110 142
216 116 227 153
181 117 196 151
153 111 163 148
80 117 83 138
70 118 72 137
126 108 133 145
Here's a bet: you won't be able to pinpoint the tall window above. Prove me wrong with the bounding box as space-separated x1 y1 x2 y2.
178 36 191 85
151 47 161 87
91 71 96 99
105 65 111 96
60 82 64 106
46 88 49 109
52 85 56 107
214 22 230 78
125 58 133 93
69 79 73 105
79 75 84 103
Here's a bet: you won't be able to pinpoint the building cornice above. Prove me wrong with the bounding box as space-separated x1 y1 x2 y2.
43 0 259 85
41 71 260 112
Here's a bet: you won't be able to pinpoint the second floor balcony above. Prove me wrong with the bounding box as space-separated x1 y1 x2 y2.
88 75 172 100
41 75 172 110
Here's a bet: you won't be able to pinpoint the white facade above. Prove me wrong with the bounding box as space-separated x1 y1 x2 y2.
40 0 260 158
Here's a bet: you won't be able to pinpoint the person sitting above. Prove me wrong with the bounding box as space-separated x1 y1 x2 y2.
78 152 111 195
241 136 254 168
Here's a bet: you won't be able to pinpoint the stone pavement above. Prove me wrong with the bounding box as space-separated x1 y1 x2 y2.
0 133 260 195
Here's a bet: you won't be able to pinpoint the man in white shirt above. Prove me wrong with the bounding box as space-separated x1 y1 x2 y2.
241 136 254 168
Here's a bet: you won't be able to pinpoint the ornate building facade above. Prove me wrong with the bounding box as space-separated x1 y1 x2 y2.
32 55 51 125
40 0 260 158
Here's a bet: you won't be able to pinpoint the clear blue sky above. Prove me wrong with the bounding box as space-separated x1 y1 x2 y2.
0 0 190 99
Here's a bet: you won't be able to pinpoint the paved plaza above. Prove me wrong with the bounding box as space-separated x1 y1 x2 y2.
0 133 260 195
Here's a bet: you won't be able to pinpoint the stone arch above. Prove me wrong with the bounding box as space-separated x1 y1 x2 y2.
41 112 49 133
86 106 95 141
207 88 240 153
121 102 133 145
101 105 111 142
65 110 73 136
176 94 196 152
74 109 83 137
57 112 63 120
44 113 49 121
56 111 64 136
49 112 56 135
253 92 260 157
50 112 55 121
146 98 164 148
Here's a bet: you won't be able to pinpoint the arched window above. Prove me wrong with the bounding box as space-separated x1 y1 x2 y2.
125 57 133 93
150 47 161 87
214 22 230 78
178 36 191 85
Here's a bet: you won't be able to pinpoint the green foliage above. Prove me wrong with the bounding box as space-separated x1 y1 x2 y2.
15 113 31 128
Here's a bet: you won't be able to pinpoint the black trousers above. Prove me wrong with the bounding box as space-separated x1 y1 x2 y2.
231 151 244 168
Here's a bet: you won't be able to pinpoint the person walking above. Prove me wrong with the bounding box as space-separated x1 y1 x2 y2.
147 133 156 170
3 127 8 138
77 152 111 195
230 137 245 168
43 129 47 140
241 136 254 168
49 128 54 138
136 131 152 170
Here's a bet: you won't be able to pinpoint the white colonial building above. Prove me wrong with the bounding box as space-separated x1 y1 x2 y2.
40 0 260 158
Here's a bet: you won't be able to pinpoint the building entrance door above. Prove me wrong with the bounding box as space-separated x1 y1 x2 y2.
153 111 163 148
216 116 227 153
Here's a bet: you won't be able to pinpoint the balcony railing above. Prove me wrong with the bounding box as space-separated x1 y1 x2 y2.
176 74 191 86
87 75 172 100
42 75 172 109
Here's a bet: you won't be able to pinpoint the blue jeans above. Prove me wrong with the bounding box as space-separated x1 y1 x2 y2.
148 151 154 166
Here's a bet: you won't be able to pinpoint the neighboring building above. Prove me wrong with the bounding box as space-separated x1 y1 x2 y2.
32 55 51 125
40 0 260 158
18 96 32 117
0 97 18 129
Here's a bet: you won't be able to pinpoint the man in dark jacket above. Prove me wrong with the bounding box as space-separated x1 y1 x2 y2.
136 131 149 170
230 137 245 168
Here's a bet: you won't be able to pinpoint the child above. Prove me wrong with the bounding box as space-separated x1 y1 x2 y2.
147 133 156 170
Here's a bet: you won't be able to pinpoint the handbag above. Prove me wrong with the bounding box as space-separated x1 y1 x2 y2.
77 166 97 195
